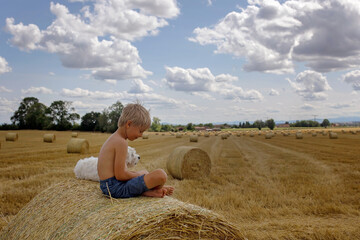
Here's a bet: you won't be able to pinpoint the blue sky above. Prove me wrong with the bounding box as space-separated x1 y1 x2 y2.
1 0 360 125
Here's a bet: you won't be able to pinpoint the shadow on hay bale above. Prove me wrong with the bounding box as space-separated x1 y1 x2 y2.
0 180 244 240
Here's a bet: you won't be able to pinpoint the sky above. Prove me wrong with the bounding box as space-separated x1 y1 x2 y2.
0 0 360 125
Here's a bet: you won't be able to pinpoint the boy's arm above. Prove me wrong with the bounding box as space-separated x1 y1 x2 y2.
114 143 142 181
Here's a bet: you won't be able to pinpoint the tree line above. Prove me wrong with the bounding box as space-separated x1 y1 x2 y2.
0 97 331 132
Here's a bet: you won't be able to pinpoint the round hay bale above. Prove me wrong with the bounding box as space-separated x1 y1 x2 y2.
176 133 183 138
249 133 255 137
189 135 198 142
142 134 149 139
0 180 244 240
167 146 211 180
67 138 89 154
221 134 228 140
265 133 272 139
295 132 303 139
71 132 78 138
204 133 210 137
312 132 317 137
329 132 338 139
5 132 18 141
43 134 56 143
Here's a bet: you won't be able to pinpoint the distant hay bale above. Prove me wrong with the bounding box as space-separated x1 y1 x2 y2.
67 138 89 154
43 134 56 143
215 133 219 136
71 132 78 138
204 133 210 137
295 132 303 139
249 133 255 137
0 180 244 240
312 132 317 137
189 135 198 142
221 134 228 140
236 133 241 137
265 133 272 139
5 132 18 141
176 133 183 138
167 146 211 180
142 134 149 139
350 130 356 135
329 132 338 139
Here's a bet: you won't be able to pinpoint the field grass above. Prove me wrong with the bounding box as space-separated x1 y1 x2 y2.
0 129 360 239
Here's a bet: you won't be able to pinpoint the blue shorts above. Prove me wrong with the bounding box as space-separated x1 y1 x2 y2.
100 175 149 198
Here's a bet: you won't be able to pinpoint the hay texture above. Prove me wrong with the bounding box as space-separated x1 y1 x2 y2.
189 135 198 142
71 132 78 138
221 134 228 140
5 133 18 141
329 132 338 139
167 146 211 180
67 138 89 154
0 180 244 240
142 134 149 139
43 133 56 143
265 133 272 139
175 133 183 138
295 132 303 139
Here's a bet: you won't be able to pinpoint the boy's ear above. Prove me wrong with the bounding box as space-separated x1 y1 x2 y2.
126 120 132 128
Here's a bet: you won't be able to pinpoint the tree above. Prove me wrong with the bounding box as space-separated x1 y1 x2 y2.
107 101 124 133
47 100 79 130
81 111 101 131
11 97 40 128
150 117 161 132
253 120 264 130
25 102 50 129
321 119 330 128
186 123 194 131
266 119 276 130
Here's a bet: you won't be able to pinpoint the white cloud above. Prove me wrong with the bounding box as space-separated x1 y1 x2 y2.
329 103 351 109
301 103 315 110
5 0 179 81
21 86 54 95
268 88 279 96
72 100 107 111
287 70 331 101
0 86 12 93
0 56 12 74
189 0 360 73
0 97 18 115
128 79 153 93
342 70 360 91
49 72 55 76
60 87 198 111
163 66 263 101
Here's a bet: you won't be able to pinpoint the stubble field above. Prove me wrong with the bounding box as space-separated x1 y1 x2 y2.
0 129 359 239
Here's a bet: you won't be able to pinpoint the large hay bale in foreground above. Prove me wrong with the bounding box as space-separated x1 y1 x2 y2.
67 138 89 154
5 133 18 141
167 146 211 180
0 180 244 240
43 133 56 143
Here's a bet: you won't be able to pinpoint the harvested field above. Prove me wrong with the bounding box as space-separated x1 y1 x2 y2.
0 129 360 239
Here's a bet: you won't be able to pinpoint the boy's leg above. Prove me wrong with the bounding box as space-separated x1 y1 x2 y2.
143 169 174 197
143 169 167 189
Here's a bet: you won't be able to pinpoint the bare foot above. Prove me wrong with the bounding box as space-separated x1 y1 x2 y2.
163 185 174 196
142 188 167 198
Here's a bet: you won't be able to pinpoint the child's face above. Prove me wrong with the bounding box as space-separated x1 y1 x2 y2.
127 123 146 141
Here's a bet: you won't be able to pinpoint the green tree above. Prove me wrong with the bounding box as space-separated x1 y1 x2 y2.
265 119 276 130
47 100 79 130
81 111 101 131
161 124 172 132
321 119 330 128
150 117 161 132
11 97 40 128
253 120 264 130
25 102 50 129
107 101 124 133
186 123 194 131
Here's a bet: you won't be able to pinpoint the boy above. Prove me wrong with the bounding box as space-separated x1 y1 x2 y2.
97 102 174 198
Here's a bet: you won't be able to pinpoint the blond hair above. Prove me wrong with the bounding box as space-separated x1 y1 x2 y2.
118 102 151 130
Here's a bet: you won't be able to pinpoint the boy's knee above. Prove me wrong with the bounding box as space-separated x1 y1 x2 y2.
154 169 167 183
